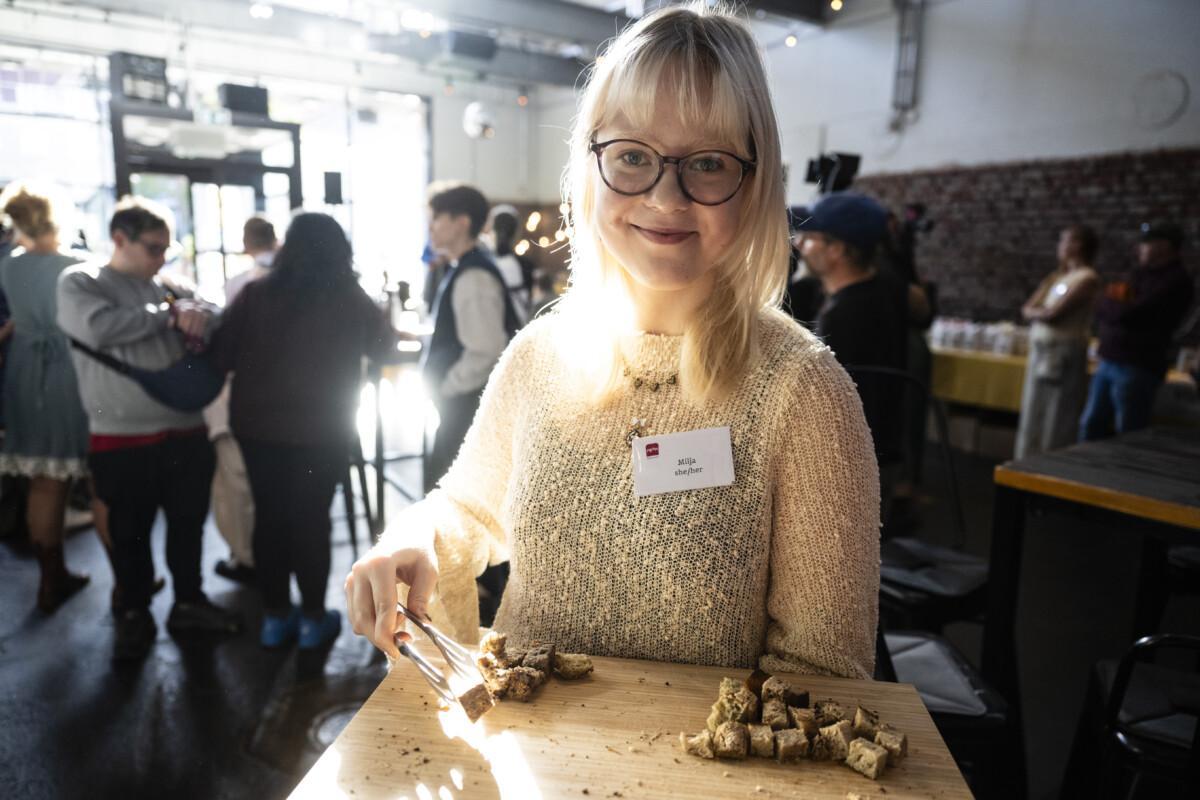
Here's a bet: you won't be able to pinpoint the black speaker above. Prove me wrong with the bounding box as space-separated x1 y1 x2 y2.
805 152 861 194
444 31 498 61
324 172 343 205
219 83 269 116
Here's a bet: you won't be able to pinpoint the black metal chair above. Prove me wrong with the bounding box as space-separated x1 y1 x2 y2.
1062 634 1200 799
844 365 989 632
875 622 1017 798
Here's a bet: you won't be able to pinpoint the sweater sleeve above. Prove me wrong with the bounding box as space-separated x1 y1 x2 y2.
375 324 531 644
759 344 881 679
57 267 172 348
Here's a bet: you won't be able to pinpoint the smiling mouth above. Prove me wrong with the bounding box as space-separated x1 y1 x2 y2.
632 224 696 245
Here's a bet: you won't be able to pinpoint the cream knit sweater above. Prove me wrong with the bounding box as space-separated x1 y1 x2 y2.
404 308 880 679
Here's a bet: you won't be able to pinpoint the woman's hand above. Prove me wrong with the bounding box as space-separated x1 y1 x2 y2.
345 540 439 660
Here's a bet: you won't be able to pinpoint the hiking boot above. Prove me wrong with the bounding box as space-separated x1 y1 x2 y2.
167 597 243 636
113 608 157 661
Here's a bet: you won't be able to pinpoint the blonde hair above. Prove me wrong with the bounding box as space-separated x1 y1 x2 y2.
0 181 57 240
557 2 789 403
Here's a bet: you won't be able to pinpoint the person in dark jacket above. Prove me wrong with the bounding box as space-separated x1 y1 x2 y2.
799 192 908 518
210 212 397 650
1079 222 1195 440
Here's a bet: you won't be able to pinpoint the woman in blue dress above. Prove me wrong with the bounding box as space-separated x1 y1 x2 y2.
0 183 91 611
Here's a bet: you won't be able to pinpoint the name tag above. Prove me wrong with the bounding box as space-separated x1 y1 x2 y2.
631 426 735 498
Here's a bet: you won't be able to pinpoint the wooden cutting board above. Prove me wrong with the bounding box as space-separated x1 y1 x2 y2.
290 646 972 799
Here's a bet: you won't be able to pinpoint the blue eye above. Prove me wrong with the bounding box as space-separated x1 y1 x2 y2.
618 149 653 167
688 155 726 173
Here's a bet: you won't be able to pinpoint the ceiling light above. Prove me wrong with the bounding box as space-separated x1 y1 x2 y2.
538 236 550 247
785 34 798 47
400 10 447 34
249 3 274 20
525 211 541 232
831 0 844 10
514 240 530 256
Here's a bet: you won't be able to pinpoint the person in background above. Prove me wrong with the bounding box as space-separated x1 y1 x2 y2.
0 182 91 612
800 192 907 522
1080 222 1195 440
209 213 396 650
204 215 279 585
1016 225 1100 458
58 196 242 660
782 205 823 330
422 184 521 624
421 183 520 495
878 207 935 528
345 6 880 679
487 204 535 323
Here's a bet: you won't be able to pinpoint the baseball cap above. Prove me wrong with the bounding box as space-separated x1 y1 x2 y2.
787 205 809 234
1139 222 1184 249
795 192 888 252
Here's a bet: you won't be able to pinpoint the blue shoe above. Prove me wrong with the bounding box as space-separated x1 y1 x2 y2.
298 609 341 650
260 607 301 648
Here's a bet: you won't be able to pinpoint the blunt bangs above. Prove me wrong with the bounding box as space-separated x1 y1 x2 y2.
598 41 752 158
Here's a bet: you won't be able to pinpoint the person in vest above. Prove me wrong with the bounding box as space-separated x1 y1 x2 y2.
422 183 519 495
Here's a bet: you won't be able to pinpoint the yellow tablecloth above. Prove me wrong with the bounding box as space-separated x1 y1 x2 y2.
931 346 1196 414
931 347 1028 412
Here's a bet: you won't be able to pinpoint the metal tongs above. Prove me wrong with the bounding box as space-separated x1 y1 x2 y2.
393 601 494 721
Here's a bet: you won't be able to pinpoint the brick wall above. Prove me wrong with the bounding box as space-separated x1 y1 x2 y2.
854 148 1200 341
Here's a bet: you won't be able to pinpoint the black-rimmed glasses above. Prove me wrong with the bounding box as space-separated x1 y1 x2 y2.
590 138 755 206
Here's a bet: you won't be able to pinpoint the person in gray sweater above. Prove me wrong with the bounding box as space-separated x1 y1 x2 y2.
57 197 242 660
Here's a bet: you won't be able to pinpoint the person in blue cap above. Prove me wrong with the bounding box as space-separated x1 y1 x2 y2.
1079 221 1194 439
798 191 908 518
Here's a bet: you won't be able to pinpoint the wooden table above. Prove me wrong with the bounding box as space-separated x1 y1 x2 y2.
981 426 1200 710
290 648 972 799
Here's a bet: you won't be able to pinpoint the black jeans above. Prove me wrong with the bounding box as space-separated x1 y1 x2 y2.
90 432 215 611
424 388 483 494
238 438 345 618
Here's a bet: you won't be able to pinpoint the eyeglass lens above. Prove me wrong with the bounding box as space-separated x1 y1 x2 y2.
598 140 744 204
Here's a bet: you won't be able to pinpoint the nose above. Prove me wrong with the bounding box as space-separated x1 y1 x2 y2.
643 162 691 213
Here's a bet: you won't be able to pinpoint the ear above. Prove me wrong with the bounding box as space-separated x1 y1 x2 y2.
112 229 130 248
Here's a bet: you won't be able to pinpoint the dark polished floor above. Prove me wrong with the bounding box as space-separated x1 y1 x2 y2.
1 435 1196 799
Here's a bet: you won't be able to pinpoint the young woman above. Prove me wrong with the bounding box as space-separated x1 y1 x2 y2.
1016 225 1100 458
210 213 396 649
345 5 880 678
0 182 91 612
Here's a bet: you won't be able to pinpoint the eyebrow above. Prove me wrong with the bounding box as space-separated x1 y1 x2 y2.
599 132 743 154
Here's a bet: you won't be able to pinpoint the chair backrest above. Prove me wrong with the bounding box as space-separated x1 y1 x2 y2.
843 364 967 547
1105 634 1200 776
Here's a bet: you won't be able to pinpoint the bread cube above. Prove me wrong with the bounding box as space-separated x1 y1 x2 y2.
712 722 750 759
747 724 775 757
846 737 889 779
680 729 715 759
874 727 907 764
479 630 507 656
813 700 848 727
852 706 880 740
552 652 594 679
774 728 809 763
762 698 790 730
707 677 760 731
813 720 854 761
504 666 544 701
522 642 556 676
788 706 819 738
761 676 809 708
